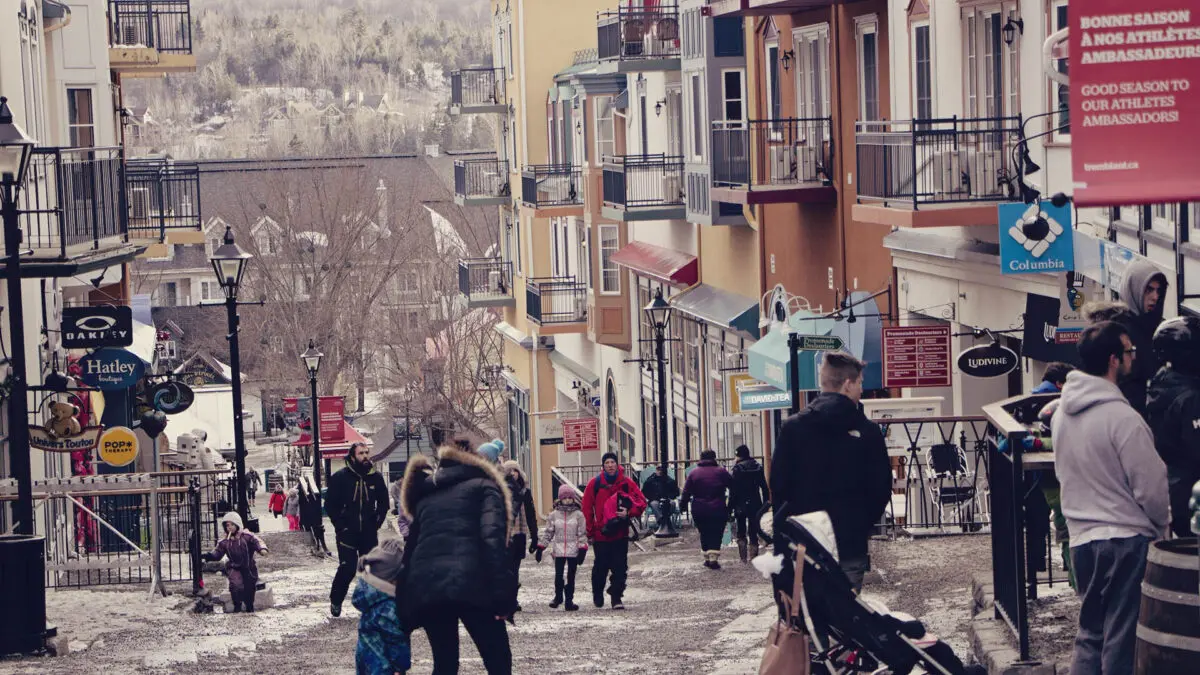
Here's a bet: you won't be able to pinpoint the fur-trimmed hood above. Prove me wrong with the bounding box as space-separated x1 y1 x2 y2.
399 445 514 540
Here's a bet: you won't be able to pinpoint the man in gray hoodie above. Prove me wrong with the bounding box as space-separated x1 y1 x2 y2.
1052 321 1169 675
1117 259 1169 416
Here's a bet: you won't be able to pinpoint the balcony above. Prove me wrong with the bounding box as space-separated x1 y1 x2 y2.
711 118 836 205
458 258 515 308
526 277 588 332
520 165 583 215
709 0 839 17
108 0 196 74
601 154 686 221
126 158 203 247
17 147 141 277
597 3 681 72
449 67 506 115
854 116 1021 228
454 158 511 207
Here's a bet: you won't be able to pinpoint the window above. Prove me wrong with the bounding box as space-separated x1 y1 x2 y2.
599 225 619 293
19 4 47 143
200 281 218 301
965 13 978 117
1006 8 1020 117
607 378 619 455
578 221 592 290
156 282 179 307
722 70 745 122
504 215 521 275
793 25 831 120
714 17 745 57
666 87 683 157
912 24 933 119
595 97 615 161
408 312 420 332
643 397 657 464
1054 2 1070 135
766 42 781 121
689 73 704 160
856 18 880 121
67 88 95 147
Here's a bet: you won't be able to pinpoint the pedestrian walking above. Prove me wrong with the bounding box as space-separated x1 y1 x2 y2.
500 460 538 612
680 449 733 569
1116 260 1170 416
537 484 589 611
398 445 515 675
477 439 505 465
770 352 892 593
353 539 410 675
268 485 286 519
582 452 646 610
283 486 301 531
1051 321 1169 675
202 511 268 613
247 469 261 507
729 445 769 563
1146 317 1200 539
327 442 390 618
641 465 679 531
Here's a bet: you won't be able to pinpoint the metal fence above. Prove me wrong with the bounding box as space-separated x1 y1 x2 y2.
597 4 681 61
109 0 194 53
458 258 512 300
521 165 582 208
126 158 201 240
450 67 505 108
526 277 587 325
855 116 1020 208
602 154 685 209
19 147 127 258
712 118 833 188
454 158 510 202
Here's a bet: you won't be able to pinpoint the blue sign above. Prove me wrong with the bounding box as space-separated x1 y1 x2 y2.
78 348 145 391
998 201 1074 275
738 386 792 412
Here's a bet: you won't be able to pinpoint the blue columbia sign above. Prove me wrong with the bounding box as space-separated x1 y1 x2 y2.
998 201 1074 275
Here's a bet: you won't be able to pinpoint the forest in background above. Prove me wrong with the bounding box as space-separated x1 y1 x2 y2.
126 0 495 158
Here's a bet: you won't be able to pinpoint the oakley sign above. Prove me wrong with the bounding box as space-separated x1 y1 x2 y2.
61 306 134 348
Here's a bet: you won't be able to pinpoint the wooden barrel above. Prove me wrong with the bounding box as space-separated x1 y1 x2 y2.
1135 538 1200 674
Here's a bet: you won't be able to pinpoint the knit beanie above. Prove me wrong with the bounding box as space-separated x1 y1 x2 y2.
477 442 502 463
557 484 577 501
601 451 619 464
359 538 405 580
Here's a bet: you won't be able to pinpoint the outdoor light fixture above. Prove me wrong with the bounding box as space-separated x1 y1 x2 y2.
1003 17 1024 46
302 339 323 378
210 225 253 301
643 287 673 328
0 97 35 188
654 99 666 117
781 49 794 71
1019 147 1041 176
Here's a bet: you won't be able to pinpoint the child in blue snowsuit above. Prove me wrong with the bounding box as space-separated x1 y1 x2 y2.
352 538 410 674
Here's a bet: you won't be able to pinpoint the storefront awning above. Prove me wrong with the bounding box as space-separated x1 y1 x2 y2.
611 241 698 287
549 350 600 388
669 283 759 338
292 422 372 460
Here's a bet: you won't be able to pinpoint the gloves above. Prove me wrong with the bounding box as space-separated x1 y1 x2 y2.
576 547 588 565
534 548 543 563
528 541 538 555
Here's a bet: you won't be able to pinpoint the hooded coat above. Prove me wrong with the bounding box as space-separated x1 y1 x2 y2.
1146 367 1200 537
1117 259 1169 414
397 446 516 628
326 457 389 546
582 466 647 543
770 393 892 560
729 458 769 516
1050 371 1169 547
203 511 266 595
283 488 300 517
680 459 733 520
501 461 538 548
538 499 588 558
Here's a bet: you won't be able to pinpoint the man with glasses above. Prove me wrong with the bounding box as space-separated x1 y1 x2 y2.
1052 321 1168 675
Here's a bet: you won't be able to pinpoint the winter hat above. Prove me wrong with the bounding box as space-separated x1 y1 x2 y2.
359 538 405 580
477 441 502 464
501 459 521 475
221 511 244 534
735 444 751 460
601 451 619 464
557 484 578 501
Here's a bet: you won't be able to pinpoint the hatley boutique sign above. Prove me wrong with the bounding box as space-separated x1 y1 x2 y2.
78 348 146 391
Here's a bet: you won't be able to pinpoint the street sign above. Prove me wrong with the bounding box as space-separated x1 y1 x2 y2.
61 305 133 348
537 417 563 446
99 426 140 467
957 344 1020 378
794 334 844 351
563 418 599 453
318 396 345 443
882 326 952 388
149 381 195 415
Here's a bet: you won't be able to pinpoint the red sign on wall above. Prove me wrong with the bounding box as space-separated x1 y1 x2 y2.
562 418 600 453
1070 3 1200 206
283 397 299 414
882 326 952 389
318 396 345 443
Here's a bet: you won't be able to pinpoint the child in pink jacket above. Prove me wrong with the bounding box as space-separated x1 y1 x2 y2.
537 484 589 611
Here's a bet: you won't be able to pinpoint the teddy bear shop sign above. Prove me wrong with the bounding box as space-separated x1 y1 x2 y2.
29 401 103 453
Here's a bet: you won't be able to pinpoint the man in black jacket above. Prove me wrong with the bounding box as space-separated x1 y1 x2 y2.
1146 317 1200 538
730 445 769 563
641 465 679 532
771 352 892 592
326 442 389 617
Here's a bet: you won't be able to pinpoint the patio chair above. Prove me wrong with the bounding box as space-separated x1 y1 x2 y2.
925 442 981 532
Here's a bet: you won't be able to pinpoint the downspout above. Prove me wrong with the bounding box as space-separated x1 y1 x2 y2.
832 7 849 294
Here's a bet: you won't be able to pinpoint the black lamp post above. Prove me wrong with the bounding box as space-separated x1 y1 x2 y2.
301 339 323 492
643 288 678 539
210 225 253 527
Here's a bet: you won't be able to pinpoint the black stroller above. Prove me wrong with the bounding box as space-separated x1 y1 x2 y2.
769 513 981 675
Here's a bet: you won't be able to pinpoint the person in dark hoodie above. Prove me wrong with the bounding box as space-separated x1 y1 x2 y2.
729 445 769 563
770 352 892 593
1116 260 1170 416
399 445 515 674
1146 317 1200 538
326 442 390 618
680 449 733 569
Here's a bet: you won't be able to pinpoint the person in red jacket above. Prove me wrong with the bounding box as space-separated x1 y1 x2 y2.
268 485 286 519
582 453 646 610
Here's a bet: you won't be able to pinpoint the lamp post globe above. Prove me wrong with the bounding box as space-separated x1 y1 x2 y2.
210 225 252 300
302 339 323 378
643 288 678 539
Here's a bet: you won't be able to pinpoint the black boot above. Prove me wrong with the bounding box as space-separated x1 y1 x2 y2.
737 538 748 563
549 595 562 609
564 584 578 611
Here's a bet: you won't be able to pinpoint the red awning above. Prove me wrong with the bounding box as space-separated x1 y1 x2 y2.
610 241 698 287
292 422 372 459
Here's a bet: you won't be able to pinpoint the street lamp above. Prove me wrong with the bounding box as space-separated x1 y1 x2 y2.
0 95 48 657
301 338 323 491
643 288 678 539
210 225 254 527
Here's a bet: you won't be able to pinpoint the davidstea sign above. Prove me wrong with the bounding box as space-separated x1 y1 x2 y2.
957 344 1019 378
79 348 146 391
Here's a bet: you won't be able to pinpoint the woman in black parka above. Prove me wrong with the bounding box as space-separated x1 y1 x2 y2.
398 445 516 675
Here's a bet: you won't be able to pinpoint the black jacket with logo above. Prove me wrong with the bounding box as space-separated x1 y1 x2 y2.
770 393 892 560
325 459 389 545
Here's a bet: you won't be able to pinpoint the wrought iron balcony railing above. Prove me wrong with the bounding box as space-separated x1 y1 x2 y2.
457 258 514 307
855 116 1021 208
521 165 582 208
712 117 833 188
108 0 194 54
19 147 128 259
602 154 685 210
597 3 681 62
449 67 506 112
454 159 510 205
526 277 588 325
125 158 201 240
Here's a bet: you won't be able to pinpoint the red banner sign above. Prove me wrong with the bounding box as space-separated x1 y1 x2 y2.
318 396 345 443
562 418 600 453
882 326 952 389
1070 2 1200 206
282 397 299 414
